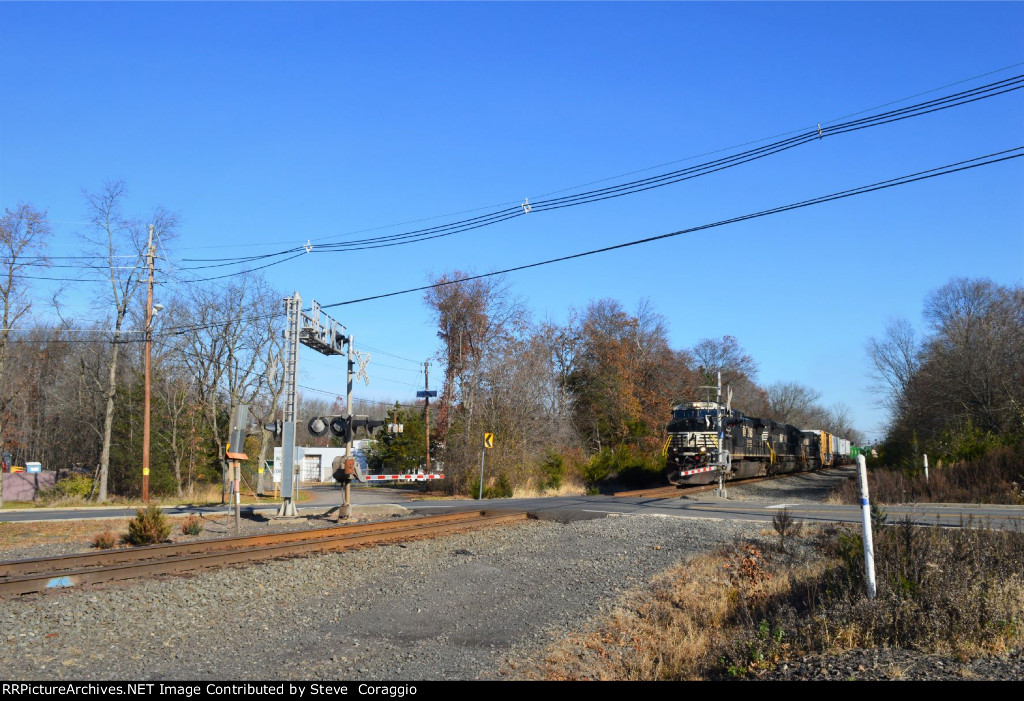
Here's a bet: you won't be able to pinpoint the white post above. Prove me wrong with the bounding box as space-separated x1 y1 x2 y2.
923 453 929 483
478 442 486 501
857 454 877 599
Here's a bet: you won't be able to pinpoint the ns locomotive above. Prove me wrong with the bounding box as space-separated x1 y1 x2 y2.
664 401 851 486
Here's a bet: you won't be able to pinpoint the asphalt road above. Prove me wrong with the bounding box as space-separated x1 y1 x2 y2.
4 482 1022 530
409 494 1024 531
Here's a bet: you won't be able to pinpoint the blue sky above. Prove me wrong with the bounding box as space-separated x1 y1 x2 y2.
2 2 1022 441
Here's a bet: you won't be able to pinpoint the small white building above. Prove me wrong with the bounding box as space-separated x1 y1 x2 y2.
272 440 373 484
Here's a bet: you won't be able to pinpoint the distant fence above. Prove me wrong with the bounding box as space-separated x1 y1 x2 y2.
2 472 57 501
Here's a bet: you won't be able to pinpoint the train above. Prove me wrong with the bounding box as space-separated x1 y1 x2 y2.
664 400 858 486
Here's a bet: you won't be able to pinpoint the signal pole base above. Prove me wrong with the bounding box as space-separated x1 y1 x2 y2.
276 498 297 517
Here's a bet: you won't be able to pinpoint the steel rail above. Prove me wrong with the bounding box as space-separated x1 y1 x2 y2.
0 510 485 578
0 511 528 596
612 466 852 498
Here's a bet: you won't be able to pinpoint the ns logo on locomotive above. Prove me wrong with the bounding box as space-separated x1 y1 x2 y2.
664 401 857 486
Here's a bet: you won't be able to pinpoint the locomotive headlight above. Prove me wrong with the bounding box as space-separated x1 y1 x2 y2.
699 447 706 454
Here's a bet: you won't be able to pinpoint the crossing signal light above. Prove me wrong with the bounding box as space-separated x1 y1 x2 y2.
351 417 385 435
329 416 352 442
308 416 329 437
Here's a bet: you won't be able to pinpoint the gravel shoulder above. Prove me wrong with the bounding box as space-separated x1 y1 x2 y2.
1 515 763 680
681 466 858 504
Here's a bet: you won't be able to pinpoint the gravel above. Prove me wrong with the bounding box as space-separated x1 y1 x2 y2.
760 648 1024 681
0 506 413 562
0 514 763 680
684 466 857 504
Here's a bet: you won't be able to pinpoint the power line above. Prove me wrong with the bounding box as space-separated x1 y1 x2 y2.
156 73 1024 286
168 61 1024 255
316 146 1023 309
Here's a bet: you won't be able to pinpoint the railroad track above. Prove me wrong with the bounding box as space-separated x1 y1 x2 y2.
612 466 853 499
0 510 528 597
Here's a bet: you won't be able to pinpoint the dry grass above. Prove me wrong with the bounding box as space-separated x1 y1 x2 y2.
832 444 1024 505
528 523 1024 680
0 517 135 552
2 482 285 510
0 513 237 556
91 529 118 549
530 539 825 680
512 478 588 499
530 553 734 680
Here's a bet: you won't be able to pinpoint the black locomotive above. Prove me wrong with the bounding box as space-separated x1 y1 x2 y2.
664 401 849 486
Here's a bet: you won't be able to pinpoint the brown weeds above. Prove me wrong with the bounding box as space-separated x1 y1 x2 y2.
530 523 1024 680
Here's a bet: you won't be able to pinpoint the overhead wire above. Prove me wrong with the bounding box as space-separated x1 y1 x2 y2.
317 146 1024 309
10 146 1021 344
169 73 1024 273
166 60 1024 255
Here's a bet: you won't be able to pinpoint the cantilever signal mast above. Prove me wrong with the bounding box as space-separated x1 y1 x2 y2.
279 294 348 517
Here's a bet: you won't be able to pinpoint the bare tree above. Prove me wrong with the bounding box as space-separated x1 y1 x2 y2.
763 381 822 426
0 204 51 506
79 181 178 501
178 274 284 496
866 317 920 419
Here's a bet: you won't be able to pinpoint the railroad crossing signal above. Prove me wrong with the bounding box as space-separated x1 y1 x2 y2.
484 433 494 449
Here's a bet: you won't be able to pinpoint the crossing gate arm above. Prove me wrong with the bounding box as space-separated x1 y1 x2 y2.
364 474 445 481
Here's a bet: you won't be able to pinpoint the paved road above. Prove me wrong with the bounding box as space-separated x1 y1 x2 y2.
3 483 1023 531
409 494 1024 531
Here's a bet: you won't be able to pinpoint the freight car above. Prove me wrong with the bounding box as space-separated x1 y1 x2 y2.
664 400 851 486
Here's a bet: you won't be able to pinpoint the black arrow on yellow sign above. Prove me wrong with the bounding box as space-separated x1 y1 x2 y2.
484 433 494 449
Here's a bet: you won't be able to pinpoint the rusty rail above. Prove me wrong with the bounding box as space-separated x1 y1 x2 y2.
612 466 851 499
0 510 528 596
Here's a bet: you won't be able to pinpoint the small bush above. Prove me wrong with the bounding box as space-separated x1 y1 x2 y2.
772 508 796 553
123 505 171 546
583 445 664 489
471 473 514 500
39 474 93 503
180 514 203 536
538 452 566 491
91 530 118 550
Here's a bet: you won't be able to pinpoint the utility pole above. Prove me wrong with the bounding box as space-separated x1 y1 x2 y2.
424 361 431 473
700 371 728 498
141 224 155 503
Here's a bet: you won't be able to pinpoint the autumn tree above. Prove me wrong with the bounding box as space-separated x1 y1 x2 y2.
424 271 528 487
566 299 694 452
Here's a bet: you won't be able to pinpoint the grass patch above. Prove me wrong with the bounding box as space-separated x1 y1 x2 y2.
3 481 281 509
833 444 1024 505
180 514 203 536
529 522 1024 680
91 530 118 550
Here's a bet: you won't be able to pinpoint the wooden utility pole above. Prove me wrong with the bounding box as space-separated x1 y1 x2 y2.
424 361 431 473
142 224 155 502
